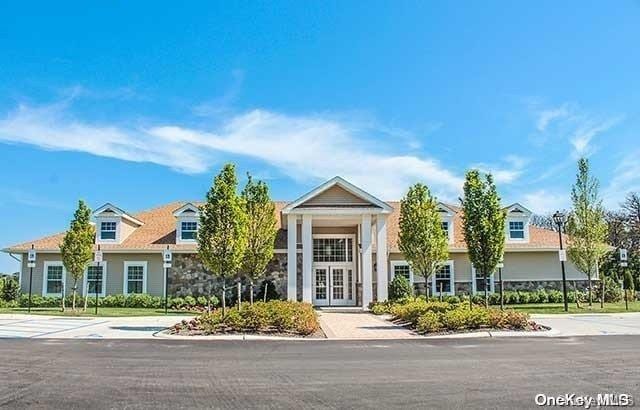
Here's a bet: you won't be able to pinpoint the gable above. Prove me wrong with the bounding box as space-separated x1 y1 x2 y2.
300 184 374 207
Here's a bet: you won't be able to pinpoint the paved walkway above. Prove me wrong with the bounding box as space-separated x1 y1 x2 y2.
0 315 190 339
532 312 640 337
317 311 419 339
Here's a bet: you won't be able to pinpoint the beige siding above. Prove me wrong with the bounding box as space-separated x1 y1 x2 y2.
303 185 370 206
389 252 471 283
19 252 165 297
502 251 585 281
119 219 138 242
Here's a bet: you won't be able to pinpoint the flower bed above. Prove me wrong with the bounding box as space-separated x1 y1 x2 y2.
371 298 545 334
170 300 322 337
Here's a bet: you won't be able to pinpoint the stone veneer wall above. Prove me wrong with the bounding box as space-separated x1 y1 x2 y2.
407 280 591 298
169 253 300 298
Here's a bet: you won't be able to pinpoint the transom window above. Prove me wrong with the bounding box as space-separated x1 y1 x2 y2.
45 264 64 295
100 221 117 240
181 221 198 240
313 238 353 262
125 264 146 294
509 221 525 239
434 264 452 294
86 265 105 295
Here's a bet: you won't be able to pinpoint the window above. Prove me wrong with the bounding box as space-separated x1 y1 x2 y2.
124 262 146 294
509 221 525 239
313 238 353 262
100 221 117 240
472 266 495 294
432 262 454 295
393 264 411 282
85 263 106 296
441 221 449 239
43 262 65 296
181 221 198 240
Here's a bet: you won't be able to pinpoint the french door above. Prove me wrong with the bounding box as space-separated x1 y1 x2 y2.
313 265 355 306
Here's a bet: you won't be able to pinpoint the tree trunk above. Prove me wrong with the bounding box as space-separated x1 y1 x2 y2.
72 281 78 311
499 269 504 311
600 276 605 309
61 285 66 312
249 281 254 305
83 283 89 312
484 272 488 308
573 281 580 309
263 282 268 302
587 274 593 307
237 282 241 310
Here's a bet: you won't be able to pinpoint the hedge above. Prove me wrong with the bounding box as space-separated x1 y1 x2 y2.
8 293 220 310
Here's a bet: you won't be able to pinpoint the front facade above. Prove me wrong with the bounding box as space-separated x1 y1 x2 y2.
3 176 589 309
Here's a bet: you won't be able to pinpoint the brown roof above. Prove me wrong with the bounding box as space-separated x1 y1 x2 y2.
4 200 562 253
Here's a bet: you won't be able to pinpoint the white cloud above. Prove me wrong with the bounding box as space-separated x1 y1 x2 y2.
569 116 622 158
536 104 570 132
471 155 528 184
603 151 640 208
0 102 463 200
522 189 569 214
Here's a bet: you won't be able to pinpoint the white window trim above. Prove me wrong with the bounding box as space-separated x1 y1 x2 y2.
506 217 530 243
471 266 495 294
42 261 66 297
83 261 108 297
390 260 414 285
176 216 198 244
441 216 454 245
97 217 120 244
311 234 356 264
432 260 455 296
123 261 148 294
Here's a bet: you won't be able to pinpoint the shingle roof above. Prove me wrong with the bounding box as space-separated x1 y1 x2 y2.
3 200 563 253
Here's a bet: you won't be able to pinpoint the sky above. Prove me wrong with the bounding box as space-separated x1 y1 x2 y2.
1 1 639 273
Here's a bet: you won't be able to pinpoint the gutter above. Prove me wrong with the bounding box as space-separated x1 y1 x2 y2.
8 252 21 263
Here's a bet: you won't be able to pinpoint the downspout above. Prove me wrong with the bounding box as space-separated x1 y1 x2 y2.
8 252 22 286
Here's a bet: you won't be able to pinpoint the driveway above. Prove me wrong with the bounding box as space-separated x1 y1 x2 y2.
0 315 189 339
532 312 640 336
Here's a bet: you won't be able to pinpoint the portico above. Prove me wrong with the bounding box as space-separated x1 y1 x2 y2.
282 177 392 309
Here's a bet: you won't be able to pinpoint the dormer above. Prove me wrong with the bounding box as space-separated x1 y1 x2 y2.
93 203 144 244
437 203 456 244
504 203 532 243
173 203 200 244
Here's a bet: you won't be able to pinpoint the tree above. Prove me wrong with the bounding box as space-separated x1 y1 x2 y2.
241 173 277 304
59 200 95 311
460 170 506 307
566 158 608 307
398 183 449 298
198 164 248 313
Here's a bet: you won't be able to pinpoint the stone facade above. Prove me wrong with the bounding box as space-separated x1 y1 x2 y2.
169 253 297 299
502 280 590 292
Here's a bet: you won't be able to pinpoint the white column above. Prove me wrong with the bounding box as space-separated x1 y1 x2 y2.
361 214 373 309
287 215 297 301
302 214 313 303
376 214 388 302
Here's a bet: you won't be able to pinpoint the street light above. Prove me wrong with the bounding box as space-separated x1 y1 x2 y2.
552 211 569 312
27 244 36 313
497 256 505 311
163 246 172 315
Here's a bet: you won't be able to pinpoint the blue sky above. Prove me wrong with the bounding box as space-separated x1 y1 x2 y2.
1 1 639 272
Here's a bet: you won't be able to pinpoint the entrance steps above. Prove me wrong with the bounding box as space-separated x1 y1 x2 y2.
315 307 366 313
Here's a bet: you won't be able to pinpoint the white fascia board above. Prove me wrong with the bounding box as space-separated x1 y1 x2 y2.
284 207 390 215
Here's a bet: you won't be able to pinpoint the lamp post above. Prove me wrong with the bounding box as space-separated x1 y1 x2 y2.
497 257 505 310
27 244 36 313
552 211 569 312
620 248 628 311
163 246 172 315
93 245 103 315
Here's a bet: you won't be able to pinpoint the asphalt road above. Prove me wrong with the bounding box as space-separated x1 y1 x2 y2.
1 336 639 409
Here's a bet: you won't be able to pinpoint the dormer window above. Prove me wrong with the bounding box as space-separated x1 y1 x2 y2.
437 203 455 244
181 221 198 241
509 221 525 239
100 221 117 240
441 221 449 239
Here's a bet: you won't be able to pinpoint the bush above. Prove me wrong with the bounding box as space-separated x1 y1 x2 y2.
1 277 20 302
444 295 460 304
547 290 563 303
416 311 442 333
388 275 413 301
369 301 393 315
441 309 468 330
390 299 453 325
594 277 623 303
488 292 501 306
189 300 319 336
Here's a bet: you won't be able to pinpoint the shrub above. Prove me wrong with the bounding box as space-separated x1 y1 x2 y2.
1 277 20 302
390 299 453 325
547 290 564 303
416 311 443 333
103 294 126 307
183 296 197 308
388 275 413 301
470 294 484 305
169 297 185 309
441 309 468 330
255 279 281 302
369 301 393 315
518 291 530 304
488 292 501 306
594 277 623 303
444 295 460 304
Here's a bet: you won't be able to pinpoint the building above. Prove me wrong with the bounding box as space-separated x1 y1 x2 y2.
2 176 588 309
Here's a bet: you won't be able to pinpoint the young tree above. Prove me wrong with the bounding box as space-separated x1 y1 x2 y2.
198 164 248 313
460 170 506 307
566 158 608 307
241 173 277 304
398 183 449 297
59 200 95 311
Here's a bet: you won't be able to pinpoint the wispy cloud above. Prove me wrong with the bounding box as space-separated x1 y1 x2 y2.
536 103 570 132
603 151 640 207
471 155 528 184
522 189 569 214
0 101 462 200
569 116 622 158
192 69 245 117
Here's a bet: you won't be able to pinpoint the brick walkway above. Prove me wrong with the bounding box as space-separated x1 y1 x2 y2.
317 311 419 339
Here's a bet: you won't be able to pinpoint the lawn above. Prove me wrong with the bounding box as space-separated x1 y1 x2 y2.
506 301 640 314
0 307 197 317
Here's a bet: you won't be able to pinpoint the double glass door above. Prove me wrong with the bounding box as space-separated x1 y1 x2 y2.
313 265 355 306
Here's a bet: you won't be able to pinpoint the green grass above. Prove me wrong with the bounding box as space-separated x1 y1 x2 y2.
504 301 640 314
0 307 197 317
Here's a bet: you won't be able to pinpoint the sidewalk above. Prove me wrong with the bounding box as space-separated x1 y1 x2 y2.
317 311 420 339
531 312 640 337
